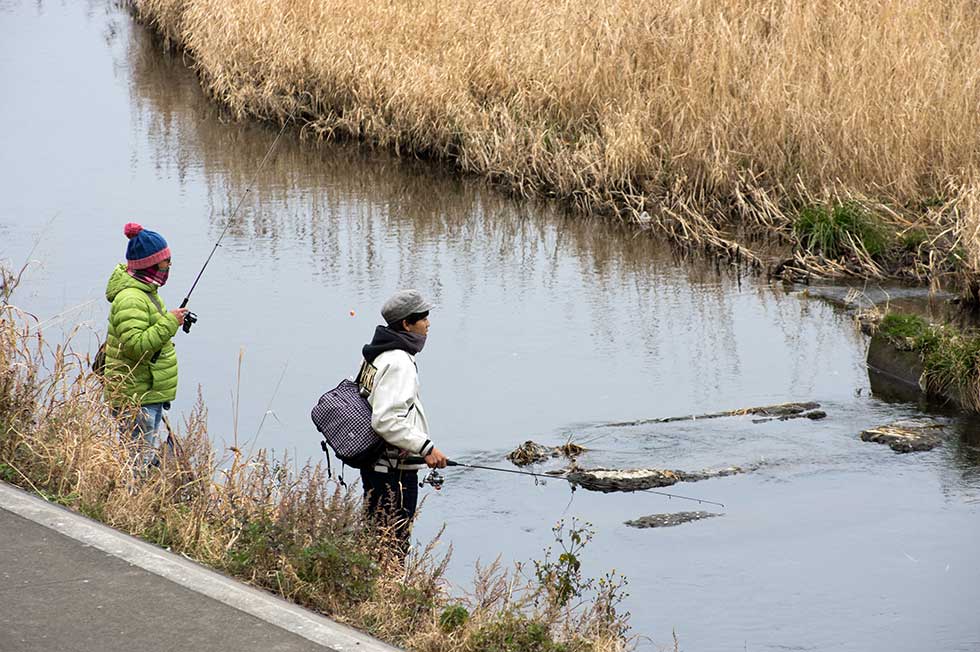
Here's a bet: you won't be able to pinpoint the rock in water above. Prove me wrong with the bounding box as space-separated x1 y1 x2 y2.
752 409 827 424
556 442 586 458
507 441 553 465
625 511 721 529
568 468 684 491
860 420 944 453
507 440 587 466
566 465 746 492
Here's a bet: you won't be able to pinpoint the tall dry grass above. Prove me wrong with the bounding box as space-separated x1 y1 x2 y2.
0 293 630 651
129 0 980 283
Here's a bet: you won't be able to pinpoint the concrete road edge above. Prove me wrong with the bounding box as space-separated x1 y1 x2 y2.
0 480 401 652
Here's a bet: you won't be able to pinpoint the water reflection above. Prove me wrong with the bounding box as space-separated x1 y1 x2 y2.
119 15 974 465
124 22 775 393
951 419 980 484
3 4 976 650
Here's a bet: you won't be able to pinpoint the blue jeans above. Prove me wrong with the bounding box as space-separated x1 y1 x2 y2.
118 403 171 467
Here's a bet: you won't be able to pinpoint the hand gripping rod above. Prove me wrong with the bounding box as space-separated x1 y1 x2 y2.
445 460 725 509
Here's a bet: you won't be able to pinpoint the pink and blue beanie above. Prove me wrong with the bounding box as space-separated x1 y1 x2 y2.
124 223 170 271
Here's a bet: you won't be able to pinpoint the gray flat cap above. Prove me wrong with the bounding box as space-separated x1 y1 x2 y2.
382 289 435 325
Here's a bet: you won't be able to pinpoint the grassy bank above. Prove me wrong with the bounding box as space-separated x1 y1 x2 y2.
878 313 980 411
127 0 980 287
0 295 631 651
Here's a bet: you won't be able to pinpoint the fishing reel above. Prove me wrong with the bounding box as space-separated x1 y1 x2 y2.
182 311 198 333
420 469 445 490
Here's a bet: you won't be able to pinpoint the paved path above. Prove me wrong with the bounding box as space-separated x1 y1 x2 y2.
0 482 400 652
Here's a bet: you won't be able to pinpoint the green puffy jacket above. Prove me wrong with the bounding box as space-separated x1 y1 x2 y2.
103 264 179 407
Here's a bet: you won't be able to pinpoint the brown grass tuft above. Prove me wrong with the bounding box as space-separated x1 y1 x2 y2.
0 294 631 651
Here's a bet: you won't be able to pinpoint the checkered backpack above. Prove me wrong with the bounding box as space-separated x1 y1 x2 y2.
311 363 386 470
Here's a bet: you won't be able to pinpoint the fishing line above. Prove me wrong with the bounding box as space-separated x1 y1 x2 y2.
179 119 292 329
560 485 578 516
2 213 59 306
253 361 289 442
443 460 725 509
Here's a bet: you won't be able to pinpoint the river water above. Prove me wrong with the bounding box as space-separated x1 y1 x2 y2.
1 3 978 651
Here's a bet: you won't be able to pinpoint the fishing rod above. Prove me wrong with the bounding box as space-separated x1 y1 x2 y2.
178 119 291 333
429 460 726 509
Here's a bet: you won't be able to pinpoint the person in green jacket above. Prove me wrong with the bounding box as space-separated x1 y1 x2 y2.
104 223 188 466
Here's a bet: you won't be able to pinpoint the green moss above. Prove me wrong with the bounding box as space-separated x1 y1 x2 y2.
795 202 891 259
878 313 932 341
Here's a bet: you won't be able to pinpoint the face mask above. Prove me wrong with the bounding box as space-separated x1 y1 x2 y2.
132 265 169 287
402 331 426 354
153 268 170 287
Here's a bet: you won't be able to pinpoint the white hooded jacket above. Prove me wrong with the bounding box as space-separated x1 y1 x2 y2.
364 349 433 472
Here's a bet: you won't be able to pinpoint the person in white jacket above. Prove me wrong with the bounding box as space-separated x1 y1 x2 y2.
357 289 447 550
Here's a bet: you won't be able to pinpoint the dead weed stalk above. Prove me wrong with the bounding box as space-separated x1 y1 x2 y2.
0 301 631 651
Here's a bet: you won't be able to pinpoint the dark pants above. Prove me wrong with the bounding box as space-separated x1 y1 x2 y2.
360 467 418 554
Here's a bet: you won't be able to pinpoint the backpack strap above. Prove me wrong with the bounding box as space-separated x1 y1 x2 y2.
355 359 377 395
144 291 166 363
145 291 165 315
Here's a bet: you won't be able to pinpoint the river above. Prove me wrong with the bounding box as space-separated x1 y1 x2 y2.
1 2 978 651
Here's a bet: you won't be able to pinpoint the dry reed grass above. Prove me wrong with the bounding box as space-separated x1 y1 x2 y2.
0 292 630 651
128 0 980 285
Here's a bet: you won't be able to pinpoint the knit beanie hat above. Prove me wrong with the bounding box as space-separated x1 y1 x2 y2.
124 223 171 271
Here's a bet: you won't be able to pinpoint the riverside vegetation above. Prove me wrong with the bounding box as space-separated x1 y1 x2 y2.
0 277 631 652
128 0 980 291
876 312 980 412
